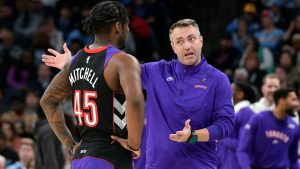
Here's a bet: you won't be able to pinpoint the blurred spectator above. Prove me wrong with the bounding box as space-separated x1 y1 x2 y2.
0 130 18 167
147 0 171 60
284 15 300 43
208 34 240 78
291 33 300 65
24 90 39 115
57 6 73 40
1 95 38 134
1 121 21 153
34 106 64 169
227 3 260 34
40 17 64 52
233 68 249 82
0 28 23 88
240 36 274 73
278 51 300 88
275 66 288 87
6 50 37 93
231 18 250 54
254 9 284 53
68 39 84 55
0 155 5 169
0 88 8 115
127 3 154 62
243 52 266 88
250 73 280 113
29 64 52 97
30 31 52 65
7 138 35 169
0 5 15 28
14 0 44 44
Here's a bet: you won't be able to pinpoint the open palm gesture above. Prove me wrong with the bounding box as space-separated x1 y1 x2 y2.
169 119 192 142
42 43 72 69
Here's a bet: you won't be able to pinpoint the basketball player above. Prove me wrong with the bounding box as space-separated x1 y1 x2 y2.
238 88 300 169
40 1 144 169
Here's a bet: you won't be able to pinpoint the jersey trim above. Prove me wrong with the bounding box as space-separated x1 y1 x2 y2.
84 45 108 54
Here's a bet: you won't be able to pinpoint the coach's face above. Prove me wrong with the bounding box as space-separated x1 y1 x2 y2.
171 25 203 66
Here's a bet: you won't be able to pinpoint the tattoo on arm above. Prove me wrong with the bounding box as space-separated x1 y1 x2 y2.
40 66 74 150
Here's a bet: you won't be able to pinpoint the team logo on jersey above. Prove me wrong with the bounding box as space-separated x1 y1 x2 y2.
86 56 91 63
194 84 207 89
272 139 279 144
166 76 174 81
265 130 289 143
288 123 296 129
245 124 251 130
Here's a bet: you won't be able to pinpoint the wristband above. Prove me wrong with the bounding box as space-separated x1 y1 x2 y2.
187 130 198 144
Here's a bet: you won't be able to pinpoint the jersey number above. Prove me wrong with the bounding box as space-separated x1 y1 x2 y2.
74 90 98 127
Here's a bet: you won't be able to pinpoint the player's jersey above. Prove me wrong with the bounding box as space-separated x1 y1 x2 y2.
69 45 132 169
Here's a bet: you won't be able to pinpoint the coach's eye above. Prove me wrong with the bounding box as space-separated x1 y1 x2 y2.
176 40 184 46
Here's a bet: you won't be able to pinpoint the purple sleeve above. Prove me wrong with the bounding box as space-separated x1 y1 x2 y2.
71 51 80 64
290 126 300 169
104 46 122 68
237 115 258 169
220 137 238 150
141 61 162 89
207 74 234 141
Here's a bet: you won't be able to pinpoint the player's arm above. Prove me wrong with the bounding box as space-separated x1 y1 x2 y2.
117 54 144 150
40 62 76 153
289 127 300 169
237 116 257 169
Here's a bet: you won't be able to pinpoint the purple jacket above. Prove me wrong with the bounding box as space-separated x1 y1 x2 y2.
218 107 254 169
140 57 234 169
238 111 300 169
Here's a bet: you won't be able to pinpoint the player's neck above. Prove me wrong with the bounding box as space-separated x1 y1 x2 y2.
91 35 117 48
273 106 286 120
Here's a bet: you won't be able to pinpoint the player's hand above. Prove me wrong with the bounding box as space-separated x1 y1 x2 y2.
111 135 141 159
70 140 82 155
42 42 72 69
169 119 191 142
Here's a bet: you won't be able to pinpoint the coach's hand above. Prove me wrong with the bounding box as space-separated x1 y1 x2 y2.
42 42 72 69
111 135 141 159
169 119 192 142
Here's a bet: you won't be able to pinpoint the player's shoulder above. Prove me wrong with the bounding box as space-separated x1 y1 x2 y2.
109 50 139 66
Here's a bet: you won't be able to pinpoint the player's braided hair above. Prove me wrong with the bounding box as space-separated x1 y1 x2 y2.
82 1 129 35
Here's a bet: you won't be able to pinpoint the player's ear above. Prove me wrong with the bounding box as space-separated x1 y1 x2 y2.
114 22 122 34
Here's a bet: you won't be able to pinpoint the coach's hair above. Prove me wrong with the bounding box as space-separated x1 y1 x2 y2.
169 19 201 42
274 88 295 105
82 1 129 35
262 73 279 85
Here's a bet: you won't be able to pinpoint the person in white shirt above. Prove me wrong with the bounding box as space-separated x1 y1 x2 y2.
250 73 280 113
250 73 299 124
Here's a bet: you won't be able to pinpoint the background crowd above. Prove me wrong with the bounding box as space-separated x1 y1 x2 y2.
0 0 300 168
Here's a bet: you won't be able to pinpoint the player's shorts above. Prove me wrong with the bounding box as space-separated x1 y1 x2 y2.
72 156 114 169
72 142 133 169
